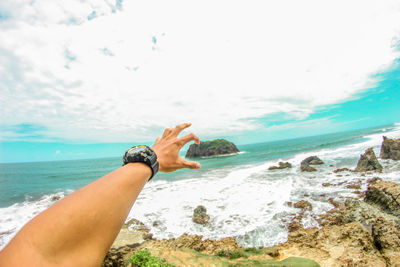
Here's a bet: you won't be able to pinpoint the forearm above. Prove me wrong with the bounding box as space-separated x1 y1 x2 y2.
0 163 151 267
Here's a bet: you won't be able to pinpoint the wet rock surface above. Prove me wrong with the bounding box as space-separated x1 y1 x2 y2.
333 167 352 173
301 165 317 172
380 136 400 160
192 205 210 225
268 161 292 170
355 147 383 172
300 156 323 172
301 156 324 165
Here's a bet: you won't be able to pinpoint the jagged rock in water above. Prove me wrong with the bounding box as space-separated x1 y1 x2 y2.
365 180 400 217
301 156 324 166
333 167 352 173
300 165 317 172
380 136 400 160
300 156 323 172
185 139 239 158
354 148 383 172
268 161 292 170
193 205 210 225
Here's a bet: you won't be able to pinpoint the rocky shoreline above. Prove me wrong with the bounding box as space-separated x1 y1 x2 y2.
103 136 400 266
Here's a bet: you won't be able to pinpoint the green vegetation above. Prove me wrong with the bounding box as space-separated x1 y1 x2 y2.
198 139 234 151
216 249 247 259
215 248 320 267
129 250 174 267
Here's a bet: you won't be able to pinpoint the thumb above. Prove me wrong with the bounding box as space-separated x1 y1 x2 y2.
180 158 201 169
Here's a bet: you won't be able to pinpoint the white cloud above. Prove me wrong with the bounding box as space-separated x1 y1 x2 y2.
0 0 399 142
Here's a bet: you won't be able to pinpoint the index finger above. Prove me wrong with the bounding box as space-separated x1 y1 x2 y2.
177 132 200 147
171 122 192 137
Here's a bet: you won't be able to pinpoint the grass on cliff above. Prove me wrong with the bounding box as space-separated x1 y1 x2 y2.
129 249 174 267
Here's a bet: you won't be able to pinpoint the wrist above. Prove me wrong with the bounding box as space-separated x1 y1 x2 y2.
123 145 159 180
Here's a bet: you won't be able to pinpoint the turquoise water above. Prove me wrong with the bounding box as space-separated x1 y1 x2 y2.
1 123 400 248
0 124 389 208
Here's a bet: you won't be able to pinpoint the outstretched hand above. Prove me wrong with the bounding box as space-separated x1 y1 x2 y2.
151 123 201 172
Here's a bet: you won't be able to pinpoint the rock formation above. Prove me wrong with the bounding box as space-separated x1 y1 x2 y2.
268 161 292 170
365 180 400 217
301 156 324 165
279 222 387 266
300 156 323 172
192 205 210 225
185 139 239 158
354 148 383 172
380 136 400 160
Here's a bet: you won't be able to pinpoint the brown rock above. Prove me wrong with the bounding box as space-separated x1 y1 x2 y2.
301 165 317 172
287 221 302 232
355 148 383 172
279 222 387 266
372 217 400 265
367 177 382 185
152 233 238 254
365 180 400 216
380 136 400 160
333 167 352 173
268 161 292 170
193 205 210 225
294 200 312 211
346 183 361 189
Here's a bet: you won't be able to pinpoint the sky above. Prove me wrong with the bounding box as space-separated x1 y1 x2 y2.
0 0 399 163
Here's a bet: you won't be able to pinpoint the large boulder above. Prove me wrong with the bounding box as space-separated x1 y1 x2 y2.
193 205 210 225
300 156 323 172
301 156 324 166
380 136 400 160
268 161 292 170
185 139 239 158
354 148 383 172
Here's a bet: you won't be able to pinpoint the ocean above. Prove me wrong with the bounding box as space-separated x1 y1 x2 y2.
1 123 400 249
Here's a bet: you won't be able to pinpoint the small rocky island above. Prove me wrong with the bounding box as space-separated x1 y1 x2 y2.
185 139 239 158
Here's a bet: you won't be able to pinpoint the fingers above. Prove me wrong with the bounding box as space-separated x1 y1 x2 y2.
171 122 191 137
181 159 201 169
154 136 161 144
162 128 173 139
177 133 200 147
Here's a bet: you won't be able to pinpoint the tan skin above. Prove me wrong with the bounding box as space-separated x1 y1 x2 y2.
0 122 200 267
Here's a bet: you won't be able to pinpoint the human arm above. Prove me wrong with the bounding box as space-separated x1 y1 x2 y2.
0 123 200 267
